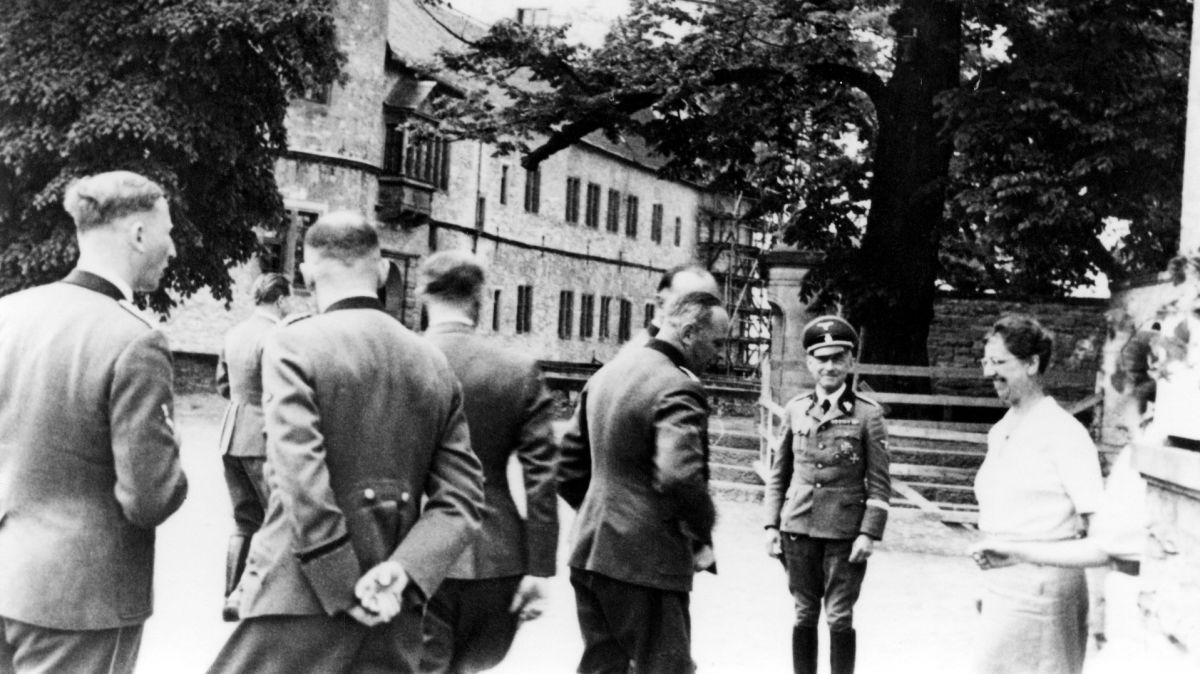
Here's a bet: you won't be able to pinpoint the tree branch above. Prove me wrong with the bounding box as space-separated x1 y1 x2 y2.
519 66 797 168
808 63 886 106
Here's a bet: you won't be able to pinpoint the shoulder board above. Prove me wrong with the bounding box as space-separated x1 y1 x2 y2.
853 392 882 407
282 312 314 326
117 300 155 328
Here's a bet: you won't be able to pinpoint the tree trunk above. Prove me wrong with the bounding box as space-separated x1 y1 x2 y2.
850 0 961 367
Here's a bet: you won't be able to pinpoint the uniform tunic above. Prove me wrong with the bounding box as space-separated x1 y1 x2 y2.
764 386 890 629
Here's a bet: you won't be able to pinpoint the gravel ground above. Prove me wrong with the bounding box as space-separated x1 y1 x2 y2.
137 394 983 673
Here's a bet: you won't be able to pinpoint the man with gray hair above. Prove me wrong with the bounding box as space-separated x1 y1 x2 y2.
214 272 294 621
209 211 483 674
559 290 728 674
625 264 720 349
416 250 559 674
0 170 187 673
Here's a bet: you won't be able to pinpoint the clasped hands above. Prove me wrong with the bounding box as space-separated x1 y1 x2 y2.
348 560 407 627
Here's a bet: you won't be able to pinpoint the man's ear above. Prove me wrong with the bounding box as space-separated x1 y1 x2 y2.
128 219 146 251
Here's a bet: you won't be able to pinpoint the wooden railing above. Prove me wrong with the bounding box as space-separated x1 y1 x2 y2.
757 361 1105 525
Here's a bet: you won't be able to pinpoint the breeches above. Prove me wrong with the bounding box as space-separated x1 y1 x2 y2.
222 455 269 535
419 576 522 674
0 616 142 674
569 568 694 674
207 609 424 674
781 533 867 632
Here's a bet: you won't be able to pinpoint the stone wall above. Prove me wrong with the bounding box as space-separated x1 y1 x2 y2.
927 293 1108 400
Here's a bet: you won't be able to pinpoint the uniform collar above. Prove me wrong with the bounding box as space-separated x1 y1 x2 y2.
646 338 691 372
810 384 855 417
62 268 129 302
324 296 384 313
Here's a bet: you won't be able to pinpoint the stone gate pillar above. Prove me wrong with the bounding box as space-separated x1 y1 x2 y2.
760 248 824 403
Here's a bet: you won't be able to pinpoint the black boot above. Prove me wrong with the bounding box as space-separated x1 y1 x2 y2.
223 534 251 622
792 625 818 674
830 628 856 674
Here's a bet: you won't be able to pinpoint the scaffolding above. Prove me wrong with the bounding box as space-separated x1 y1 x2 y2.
697 204 773 378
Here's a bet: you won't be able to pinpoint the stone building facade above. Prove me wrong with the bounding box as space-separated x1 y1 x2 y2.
160 0 728 363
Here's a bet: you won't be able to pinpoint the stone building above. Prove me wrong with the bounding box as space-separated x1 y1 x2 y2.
161 0 740 365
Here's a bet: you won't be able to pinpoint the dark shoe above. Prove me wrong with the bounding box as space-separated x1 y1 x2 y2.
830 628 856 674
792 625 818 674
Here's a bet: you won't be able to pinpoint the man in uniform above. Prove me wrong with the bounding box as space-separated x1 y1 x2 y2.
208 212 484 674
0 170 188 673
214 272 293 620
763 316 891 674
559 291 727 674
416 250 559 674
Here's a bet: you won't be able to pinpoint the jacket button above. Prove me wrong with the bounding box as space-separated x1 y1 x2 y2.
819 444 826 450
816 463 824 469
363 488 376 501
400 492 411 503
815 482 822 488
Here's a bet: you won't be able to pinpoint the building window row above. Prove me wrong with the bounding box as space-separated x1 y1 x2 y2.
556 176 680 246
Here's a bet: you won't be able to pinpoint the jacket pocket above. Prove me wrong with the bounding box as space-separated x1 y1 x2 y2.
345 480 408 569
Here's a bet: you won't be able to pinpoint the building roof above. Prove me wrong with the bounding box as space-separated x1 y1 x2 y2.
386 0 669 172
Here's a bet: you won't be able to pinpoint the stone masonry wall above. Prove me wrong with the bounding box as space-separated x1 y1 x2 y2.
927 293 1108 400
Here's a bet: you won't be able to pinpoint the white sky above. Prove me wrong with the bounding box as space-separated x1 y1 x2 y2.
444 0 630 46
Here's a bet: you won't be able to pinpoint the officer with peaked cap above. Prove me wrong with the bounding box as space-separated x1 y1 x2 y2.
763 315 891 674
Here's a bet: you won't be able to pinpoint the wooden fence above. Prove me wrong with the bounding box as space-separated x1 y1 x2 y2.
757 361 1103 525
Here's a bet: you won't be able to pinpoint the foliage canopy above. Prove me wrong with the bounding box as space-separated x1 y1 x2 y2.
0 0 343 310
430 0 1189 363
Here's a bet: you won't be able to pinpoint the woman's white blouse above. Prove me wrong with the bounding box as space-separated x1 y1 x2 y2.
975 396 1105 540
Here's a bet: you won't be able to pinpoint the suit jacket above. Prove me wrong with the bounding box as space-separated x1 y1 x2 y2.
558 339 716 593
215 311 278 458
424 322 558 580
0 270 187 629
764 386 891 540
237 297 484 619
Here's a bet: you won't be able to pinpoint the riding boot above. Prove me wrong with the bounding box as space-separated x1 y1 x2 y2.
223 534 251 622
830 628 857 674
792 624 818 674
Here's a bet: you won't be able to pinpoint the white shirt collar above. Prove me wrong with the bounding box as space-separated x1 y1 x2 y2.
253 308 281 324
76 263 133 301
815 384 847 408
429 317 476 328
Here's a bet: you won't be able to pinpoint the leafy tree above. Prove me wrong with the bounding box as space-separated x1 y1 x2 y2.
429 0 1188 365
0 0 343 310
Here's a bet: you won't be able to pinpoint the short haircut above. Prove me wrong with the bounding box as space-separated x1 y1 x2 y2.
657 263 712 293
416 250 485 304
62 171 166 231
304 211 379 263
252 272 291 305
663 290 723 331
987 313 1054 374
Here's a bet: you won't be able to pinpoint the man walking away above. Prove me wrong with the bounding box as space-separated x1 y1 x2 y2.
0 170 188 674
417 250 559 674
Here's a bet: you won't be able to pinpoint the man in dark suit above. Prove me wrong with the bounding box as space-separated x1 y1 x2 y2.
0 170 188 673
208 211 484 674
415 250 559 674
559 290 729 674
214 272 293 620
